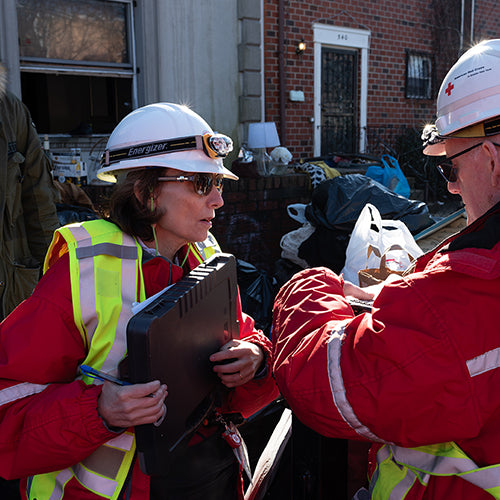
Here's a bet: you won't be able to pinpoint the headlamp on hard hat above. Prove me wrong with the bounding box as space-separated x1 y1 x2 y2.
203 133 233 159
422 124 442 148
100 133 233 168
422 115 500 155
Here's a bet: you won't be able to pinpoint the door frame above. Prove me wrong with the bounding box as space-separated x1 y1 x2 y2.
313 24 370 156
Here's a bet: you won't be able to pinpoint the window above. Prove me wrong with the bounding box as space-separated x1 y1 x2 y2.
16 0 136 134
405 51 433 100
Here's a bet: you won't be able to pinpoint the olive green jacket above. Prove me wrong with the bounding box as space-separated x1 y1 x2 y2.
0 87 59 319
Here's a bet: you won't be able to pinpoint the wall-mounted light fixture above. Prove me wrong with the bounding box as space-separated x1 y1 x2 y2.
296 38 306 55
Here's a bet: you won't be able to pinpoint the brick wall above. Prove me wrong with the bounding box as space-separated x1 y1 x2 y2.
211 173 311 274
262 0 500 161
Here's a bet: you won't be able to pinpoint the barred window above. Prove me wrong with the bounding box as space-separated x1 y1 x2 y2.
405 51 432 99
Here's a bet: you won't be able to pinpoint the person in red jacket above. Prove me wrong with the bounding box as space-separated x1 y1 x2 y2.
0 102 279 500
272 39 500 499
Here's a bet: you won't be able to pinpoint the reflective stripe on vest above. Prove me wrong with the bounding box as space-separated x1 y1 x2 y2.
370 442 500 499
27 432 135 500
28 220 145 500
52 222 143 367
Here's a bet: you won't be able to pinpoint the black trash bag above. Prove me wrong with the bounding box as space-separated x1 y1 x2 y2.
298 227 351 273
236 259 276 337
298 174 434 273
305 174 433 234
273 258 303 290
56 203 99 226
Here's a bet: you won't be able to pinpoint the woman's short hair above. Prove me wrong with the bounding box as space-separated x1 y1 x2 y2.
109 168 166 241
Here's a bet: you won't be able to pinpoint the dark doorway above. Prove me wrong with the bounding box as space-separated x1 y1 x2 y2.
320 47 358 155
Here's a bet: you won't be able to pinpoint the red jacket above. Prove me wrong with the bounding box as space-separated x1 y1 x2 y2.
272 203 500 499
0 245 278 499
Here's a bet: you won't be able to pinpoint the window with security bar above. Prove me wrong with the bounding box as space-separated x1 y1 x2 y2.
405 51 433 100
16 0 136 134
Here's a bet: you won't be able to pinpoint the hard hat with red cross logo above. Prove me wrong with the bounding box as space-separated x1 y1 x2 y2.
423 39 500 155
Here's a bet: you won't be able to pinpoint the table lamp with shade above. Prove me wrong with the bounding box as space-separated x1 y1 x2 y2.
247 122 280 176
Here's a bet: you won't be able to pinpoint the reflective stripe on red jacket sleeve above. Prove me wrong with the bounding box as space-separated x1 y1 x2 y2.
327 320 388 443
272 267 365 439
0 255 119 480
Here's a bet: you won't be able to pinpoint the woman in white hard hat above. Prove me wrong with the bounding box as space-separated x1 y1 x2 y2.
0 103 279 500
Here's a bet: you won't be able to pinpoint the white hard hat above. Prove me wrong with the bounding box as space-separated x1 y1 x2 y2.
97 102 238 182
424 39 500 155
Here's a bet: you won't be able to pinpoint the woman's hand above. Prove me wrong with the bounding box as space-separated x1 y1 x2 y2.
210 339 265 388
97 380 167 429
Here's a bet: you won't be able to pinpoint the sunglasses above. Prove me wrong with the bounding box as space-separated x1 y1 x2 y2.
158 173 224 196
436 141 500 182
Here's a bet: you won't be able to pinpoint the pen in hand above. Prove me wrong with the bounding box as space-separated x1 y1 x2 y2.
80 365 131 386
80 365 166 426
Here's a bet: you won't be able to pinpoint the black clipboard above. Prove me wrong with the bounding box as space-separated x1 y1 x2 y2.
126 253 239 475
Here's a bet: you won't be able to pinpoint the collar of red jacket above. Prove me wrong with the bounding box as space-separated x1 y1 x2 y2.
447 201 500 252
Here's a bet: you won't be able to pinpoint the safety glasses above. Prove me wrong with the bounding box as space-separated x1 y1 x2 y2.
158 173 224 196
436 142 483 182
436 142 500 182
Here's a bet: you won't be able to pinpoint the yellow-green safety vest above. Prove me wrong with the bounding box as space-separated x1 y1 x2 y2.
28 220 144 500
28 220 221 500
370 441 500 499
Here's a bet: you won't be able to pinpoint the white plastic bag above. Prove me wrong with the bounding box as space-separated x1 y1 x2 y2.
280 222 315 268
280 203 314 268
341 203 423 285
286 203 308 224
